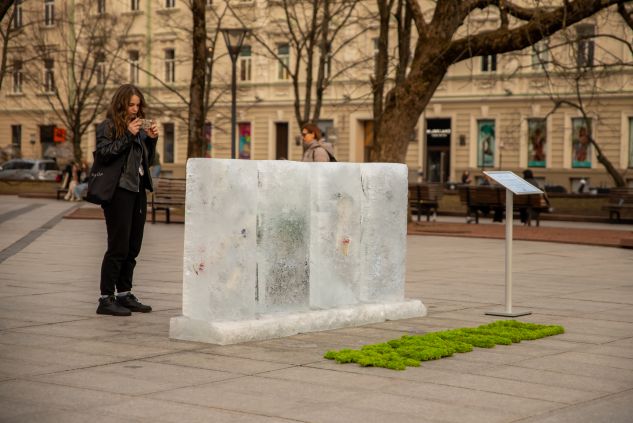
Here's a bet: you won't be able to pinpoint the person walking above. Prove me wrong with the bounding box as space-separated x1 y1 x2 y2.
301 123 335 162
92 84 158 316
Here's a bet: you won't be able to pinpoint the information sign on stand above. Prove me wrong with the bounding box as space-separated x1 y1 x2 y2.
483 171 542 318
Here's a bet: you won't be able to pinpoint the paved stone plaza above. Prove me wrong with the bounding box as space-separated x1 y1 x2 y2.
1 196 632 422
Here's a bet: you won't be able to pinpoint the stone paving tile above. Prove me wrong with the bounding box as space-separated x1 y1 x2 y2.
510 354 633 383
145 351 295 375
514 390 633 423
148 375 360 418
472 364 633 393
29 360 239 396
99 397 296 423
260 366 563 416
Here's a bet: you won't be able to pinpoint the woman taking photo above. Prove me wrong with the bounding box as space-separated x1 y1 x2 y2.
90 84 158 316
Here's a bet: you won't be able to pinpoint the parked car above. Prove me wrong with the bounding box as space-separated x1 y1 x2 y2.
0 159 61 181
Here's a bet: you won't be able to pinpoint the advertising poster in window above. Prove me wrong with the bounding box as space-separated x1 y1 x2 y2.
572 117 591 168
204 122 212 158
238 122 251 160
477 120 495 168
528 118 546 167
629 118 633 168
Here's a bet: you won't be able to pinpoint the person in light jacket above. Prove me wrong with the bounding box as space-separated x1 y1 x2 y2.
301 123 335 162
94 84 158 316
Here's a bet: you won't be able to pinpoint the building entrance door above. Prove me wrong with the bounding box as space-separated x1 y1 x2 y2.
425 118 451 183
275 122 288 160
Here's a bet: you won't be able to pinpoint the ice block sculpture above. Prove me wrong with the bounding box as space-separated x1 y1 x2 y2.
169 159 426 345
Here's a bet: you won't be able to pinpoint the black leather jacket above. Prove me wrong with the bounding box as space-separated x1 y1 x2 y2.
95 119 157 193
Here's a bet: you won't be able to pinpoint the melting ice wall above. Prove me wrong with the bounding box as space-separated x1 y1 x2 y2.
169 159 426 345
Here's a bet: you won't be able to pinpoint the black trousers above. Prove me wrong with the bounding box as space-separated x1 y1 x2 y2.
100 187 147 296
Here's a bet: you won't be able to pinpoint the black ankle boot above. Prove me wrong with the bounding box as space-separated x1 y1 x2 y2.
115 293 152 313
97 296 131 316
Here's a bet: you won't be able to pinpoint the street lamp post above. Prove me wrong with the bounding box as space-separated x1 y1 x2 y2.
221 28 249 159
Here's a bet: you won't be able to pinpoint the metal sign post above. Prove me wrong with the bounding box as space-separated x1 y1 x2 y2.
483 171 540 318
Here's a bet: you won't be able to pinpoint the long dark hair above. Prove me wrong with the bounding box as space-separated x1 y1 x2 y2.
106 84 146 138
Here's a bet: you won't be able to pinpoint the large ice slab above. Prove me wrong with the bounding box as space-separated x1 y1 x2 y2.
170 159 426 345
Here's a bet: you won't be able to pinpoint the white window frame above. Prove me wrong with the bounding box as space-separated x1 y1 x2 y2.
129 50 139 84
43 59 55 93
44 0 55 27
481 54 497 72
531 40 549 70
277 43 290 81
97 0 106 14
95 53 106 85
11 0 23 29
12 60 23 93
165 0 175 8
576 24 595 68
165 49 175 83
131 0 139 11
239 45 251 82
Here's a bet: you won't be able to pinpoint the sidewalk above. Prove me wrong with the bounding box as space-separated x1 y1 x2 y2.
1 196 632 422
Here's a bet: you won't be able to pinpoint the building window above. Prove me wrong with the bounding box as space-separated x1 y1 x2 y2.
165 0 175 8
576 24 595 68
477 120 495 168
43 59 55 93
481 54 497 72
163 123 175 163
238 122 251 159
239 45 251 81
97 0 106 14
128 50 139 83
131 0 139 11
11 0 23 29
44 0 55 26
277 43 290 80
12 60 23 93
629 118 633 168
527 118 546 167
164 49 175 83
531 40 549 70
571 117 592 168
11 125 22 157
95 52 106 84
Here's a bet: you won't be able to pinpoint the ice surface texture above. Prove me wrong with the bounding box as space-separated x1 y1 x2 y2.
170 159 426 344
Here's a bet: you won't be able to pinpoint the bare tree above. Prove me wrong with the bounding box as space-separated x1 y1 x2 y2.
230 0 372 130
22 2 134 161
506 3 633 187
371 0 633 163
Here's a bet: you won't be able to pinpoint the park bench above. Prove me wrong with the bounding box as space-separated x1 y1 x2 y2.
408 183 443 221
458 185 548 226
602 188 633 223
151 177 186 224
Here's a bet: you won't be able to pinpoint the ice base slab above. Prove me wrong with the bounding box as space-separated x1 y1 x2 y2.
170 300 426 345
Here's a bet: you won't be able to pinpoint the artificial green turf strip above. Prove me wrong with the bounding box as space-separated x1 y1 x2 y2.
323 320 564 370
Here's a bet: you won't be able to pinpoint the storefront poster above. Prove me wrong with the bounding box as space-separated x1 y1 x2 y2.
528 118 546 168
572 117 591 168
477 120 495 168
204 122 212 158
238 122 251 160
629 117 633 168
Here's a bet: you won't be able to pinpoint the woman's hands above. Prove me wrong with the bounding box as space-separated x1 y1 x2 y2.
128 118 141 136
146 121 159 139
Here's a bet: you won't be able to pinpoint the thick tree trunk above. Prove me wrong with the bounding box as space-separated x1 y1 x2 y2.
372 59 447 163
187 0 207 158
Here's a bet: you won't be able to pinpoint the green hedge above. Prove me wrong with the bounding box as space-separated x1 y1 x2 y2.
324 320 564 370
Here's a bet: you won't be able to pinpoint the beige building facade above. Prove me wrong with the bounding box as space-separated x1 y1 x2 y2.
2 1 633 191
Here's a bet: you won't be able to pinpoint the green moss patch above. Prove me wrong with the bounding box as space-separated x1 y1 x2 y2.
324 320 564 370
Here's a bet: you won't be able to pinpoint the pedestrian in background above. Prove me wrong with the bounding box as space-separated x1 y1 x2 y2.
92 84 158 316
301 123 336 162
